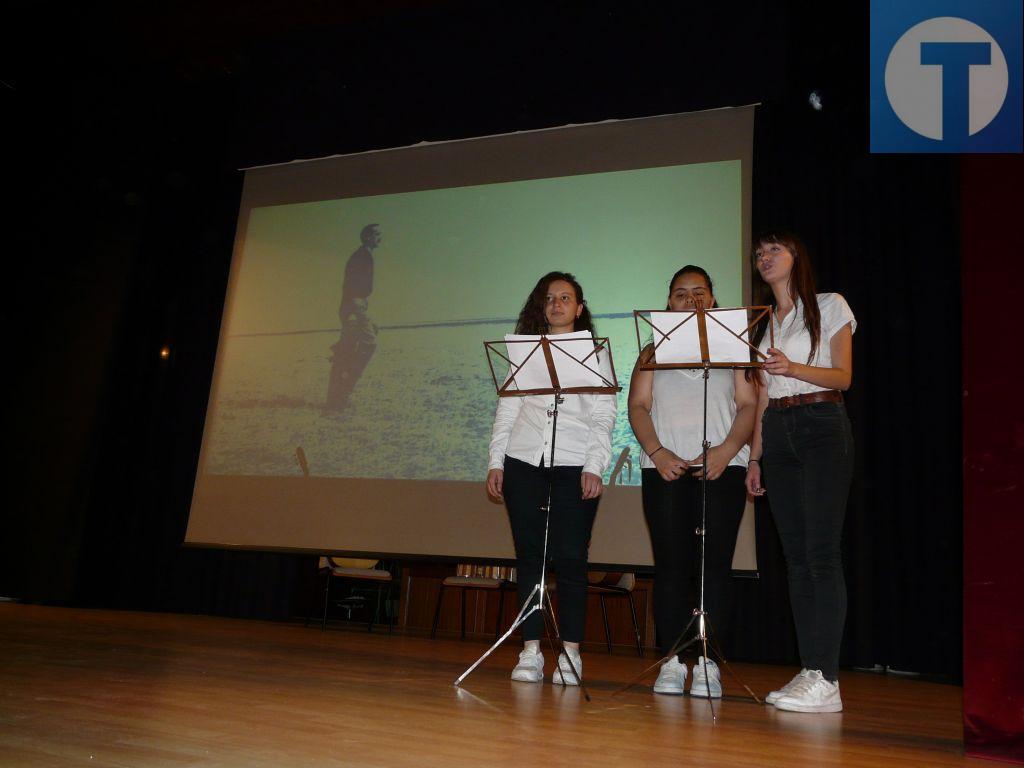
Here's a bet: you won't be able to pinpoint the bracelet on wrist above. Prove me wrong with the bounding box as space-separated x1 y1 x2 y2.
649 446 665 458
748 458 761 463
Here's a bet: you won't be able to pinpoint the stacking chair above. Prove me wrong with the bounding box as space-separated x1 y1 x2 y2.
311 557 397 633
588 571 644 657
594 450 644 655
431 565 517 641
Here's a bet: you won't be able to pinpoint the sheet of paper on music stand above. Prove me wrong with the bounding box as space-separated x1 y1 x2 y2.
650 312 702 364
504 331 604 390
547 332 612 387
705 309 753 363
502 333 551 391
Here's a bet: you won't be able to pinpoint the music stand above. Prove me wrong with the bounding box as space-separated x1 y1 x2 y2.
616 305 773 719
454 333 621 700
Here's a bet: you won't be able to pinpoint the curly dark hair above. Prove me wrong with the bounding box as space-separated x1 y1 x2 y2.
515 271 596 336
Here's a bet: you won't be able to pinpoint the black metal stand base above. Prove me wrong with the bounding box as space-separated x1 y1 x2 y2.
453 579 590 701
612 609 761 718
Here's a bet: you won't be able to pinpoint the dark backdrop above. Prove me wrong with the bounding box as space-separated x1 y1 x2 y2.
5 2 961 679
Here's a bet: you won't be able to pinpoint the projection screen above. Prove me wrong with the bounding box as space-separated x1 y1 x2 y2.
186 106 755 568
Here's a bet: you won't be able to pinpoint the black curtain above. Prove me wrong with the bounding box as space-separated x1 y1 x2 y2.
6 2 961 678
727 7 962 678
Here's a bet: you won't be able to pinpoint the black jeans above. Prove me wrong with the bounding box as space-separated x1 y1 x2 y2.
762 401 854 681
503 456 599 642
642 465 747 659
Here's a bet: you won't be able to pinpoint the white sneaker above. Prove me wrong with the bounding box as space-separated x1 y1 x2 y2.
766 668 810 705
552 648 583 686
772 669 843 713
510 648 544 683
653 656 687 695
689 656 722 698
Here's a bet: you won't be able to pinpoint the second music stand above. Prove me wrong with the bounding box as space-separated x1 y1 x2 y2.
616 304 772 719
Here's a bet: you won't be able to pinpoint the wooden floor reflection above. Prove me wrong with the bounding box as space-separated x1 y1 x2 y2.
0 604 979 767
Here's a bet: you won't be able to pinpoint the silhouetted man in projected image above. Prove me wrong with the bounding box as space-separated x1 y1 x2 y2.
326 223 381 410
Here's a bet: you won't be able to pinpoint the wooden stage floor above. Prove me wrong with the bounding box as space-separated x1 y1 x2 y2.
0 604 981 767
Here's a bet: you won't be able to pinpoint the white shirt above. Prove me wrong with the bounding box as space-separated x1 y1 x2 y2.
488 389 617 477
759 292 856 399
640 368 749 470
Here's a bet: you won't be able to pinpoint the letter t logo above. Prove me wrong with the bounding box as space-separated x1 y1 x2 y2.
920 42 992 141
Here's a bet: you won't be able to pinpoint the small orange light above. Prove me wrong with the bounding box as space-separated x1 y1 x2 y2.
160 346 171 359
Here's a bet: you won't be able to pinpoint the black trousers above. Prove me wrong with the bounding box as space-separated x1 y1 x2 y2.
503 456 599 643
762 401 854 681
642 465 747 660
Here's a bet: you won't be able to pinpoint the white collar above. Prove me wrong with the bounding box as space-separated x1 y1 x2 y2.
774 295 804 328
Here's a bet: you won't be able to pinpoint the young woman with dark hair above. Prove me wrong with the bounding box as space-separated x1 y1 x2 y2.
745 232 856 713
486 271 616 685
511 271 597 338
628 265 757 697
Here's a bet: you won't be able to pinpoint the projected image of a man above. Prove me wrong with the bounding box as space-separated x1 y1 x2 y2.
326 223 381 410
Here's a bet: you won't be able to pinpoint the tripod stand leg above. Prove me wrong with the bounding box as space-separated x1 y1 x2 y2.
698 631 716 721
704 616 762 704
454 584 541 686
539 585 591 702
539 588 561 668
612 612 700 696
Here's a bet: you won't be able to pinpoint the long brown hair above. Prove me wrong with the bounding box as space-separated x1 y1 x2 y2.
515 271 596 336
750 231 821 364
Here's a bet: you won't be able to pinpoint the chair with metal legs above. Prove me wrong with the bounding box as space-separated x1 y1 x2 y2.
307 557 397 633
431 565 517 641
587 571 644 657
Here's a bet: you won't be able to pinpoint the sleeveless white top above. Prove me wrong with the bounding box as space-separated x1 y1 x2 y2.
639 367 750 469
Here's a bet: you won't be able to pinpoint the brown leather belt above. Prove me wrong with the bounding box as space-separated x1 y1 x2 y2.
768 389 844 409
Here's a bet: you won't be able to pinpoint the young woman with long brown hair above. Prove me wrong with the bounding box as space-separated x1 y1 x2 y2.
486 271 616 685
745 232 856 713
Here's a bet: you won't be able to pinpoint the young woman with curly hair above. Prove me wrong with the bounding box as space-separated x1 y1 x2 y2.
486 271 616 686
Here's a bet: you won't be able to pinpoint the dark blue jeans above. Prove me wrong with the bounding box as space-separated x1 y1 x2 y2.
762 401 854 681
503 456 599 642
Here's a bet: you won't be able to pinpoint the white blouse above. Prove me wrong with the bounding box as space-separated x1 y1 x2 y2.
640 368 750 470
488 390 617 477
759 293 856 399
